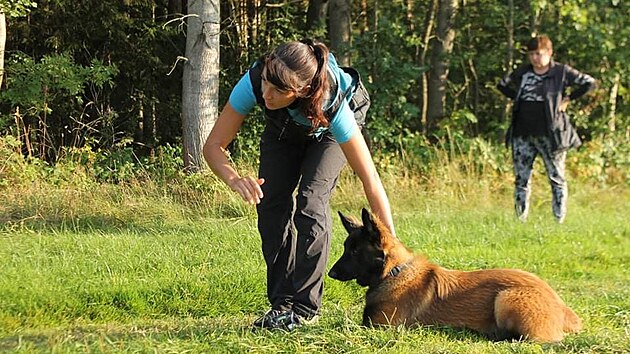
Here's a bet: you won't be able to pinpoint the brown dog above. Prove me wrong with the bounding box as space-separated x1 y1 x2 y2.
328 208 582 342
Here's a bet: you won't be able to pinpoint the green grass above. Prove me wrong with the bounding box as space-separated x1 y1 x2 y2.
1 169 629 353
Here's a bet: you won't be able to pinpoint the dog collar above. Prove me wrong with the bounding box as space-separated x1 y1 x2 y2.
387 263 409 277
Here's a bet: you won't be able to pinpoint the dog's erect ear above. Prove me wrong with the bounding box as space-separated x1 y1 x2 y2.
361 208 371 224
338 210 360 232
361 208 382 243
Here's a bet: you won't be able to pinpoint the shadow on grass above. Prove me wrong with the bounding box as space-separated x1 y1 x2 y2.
0 318 605 353
0 319 253 352
0 211 251 237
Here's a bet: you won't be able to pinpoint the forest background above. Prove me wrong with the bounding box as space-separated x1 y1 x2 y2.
0 0 628 181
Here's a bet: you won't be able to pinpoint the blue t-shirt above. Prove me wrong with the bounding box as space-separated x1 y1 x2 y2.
228 53 357 144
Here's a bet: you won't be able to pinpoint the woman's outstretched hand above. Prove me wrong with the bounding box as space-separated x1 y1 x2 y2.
230 177 265 204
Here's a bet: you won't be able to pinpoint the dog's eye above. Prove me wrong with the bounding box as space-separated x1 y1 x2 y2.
350 248 360 256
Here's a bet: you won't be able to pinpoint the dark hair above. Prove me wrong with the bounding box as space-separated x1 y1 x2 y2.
526 35 553 52
264 39 330 128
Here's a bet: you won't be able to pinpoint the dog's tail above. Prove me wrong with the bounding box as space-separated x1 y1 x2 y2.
563 306 582 333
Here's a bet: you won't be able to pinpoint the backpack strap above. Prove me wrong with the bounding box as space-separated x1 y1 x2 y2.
324 66 360 120
249 57 266 106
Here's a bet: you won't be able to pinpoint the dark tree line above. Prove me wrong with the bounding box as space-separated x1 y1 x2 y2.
0 0 627 165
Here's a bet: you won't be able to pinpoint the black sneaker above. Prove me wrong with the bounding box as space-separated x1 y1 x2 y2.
273 310 302 331
252 309 303 331
252 309 284 328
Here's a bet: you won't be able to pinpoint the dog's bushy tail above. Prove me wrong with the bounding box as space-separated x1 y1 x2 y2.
563 306 582 333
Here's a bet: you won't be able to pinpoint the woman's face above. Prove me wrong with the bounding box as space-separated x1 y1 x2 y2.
261 68 299 110
528 48 552 71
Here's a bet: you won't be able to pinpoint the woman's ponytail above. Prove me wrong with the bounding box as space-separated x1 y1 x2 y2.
301 39 330 128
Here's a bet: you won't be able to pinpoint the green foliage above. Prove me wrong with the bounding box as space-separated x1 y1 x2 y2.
570 134 630 186
2 0 628 169
1 52 118 115
0 52 119 161
0 135 45 186
350 15 427 152
355 46 425 152
90 143 138 184
225 107 266 165
3 0 186 159
0 0 36 18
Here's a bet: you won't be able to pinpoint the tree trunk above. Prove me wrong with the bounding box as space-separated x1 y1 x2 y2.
501 0 514 124
148 99 157 157
306 0 328 32
168 0 183 16
367 0 378 84
0 12 6 89
248 0 261 47
530 2 541 35
427 0 458 132
228 0 248 62
359 0 368 34
406 0 414 32
608 72 619 132
136 92 157 157
328 0 351 66
419 0 437 133
182 0 220 172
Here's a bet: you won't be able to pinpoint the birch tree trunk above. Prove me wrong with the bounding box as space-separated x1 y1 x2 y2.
329 0 351 66
608 73 619 132
427 0 458 132
182 0 220 172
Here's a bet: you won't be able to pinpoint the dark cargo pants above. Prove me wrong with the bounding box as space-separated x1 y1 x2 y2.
256 120 346 318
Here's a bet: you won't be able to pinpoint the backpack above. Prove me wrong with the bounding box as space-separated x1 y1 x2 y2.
248 59 370 130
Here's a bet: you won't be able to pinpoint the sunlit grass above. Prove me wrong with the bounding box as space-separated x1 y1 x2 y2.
0 151 629 352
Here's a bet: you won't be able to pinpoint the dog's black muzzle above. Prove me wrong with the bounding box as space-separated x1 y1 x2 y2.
328 260 355 281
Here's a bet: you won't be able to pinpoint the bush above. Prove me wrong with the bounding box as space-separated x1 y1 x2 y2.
0 52 118 163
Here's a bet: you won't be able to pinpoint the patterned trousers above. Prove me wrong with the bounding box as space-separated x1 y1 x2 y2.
511 136 568 222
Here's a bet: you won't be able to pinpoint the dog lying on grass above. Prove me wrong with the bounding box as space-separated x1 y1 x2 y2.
328 208 582 343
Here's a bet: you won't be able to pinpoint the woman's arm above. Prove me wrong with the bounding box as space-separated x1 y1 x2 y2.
565 65 597 101
203 103 264 204
497 71 518 99
339 127 396 236
497 64 530 99
559 65 596 112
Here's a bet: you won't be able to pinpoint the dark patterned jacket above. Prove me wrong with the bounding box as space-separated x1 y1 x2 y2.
497 60 596 152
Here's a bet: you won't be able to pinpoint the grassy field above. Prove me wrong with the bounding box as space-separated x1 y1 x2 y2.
1 168 629 353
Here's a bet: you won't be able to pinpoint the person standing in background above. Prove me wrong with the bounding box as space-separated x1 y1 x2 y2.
497 34 596 223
